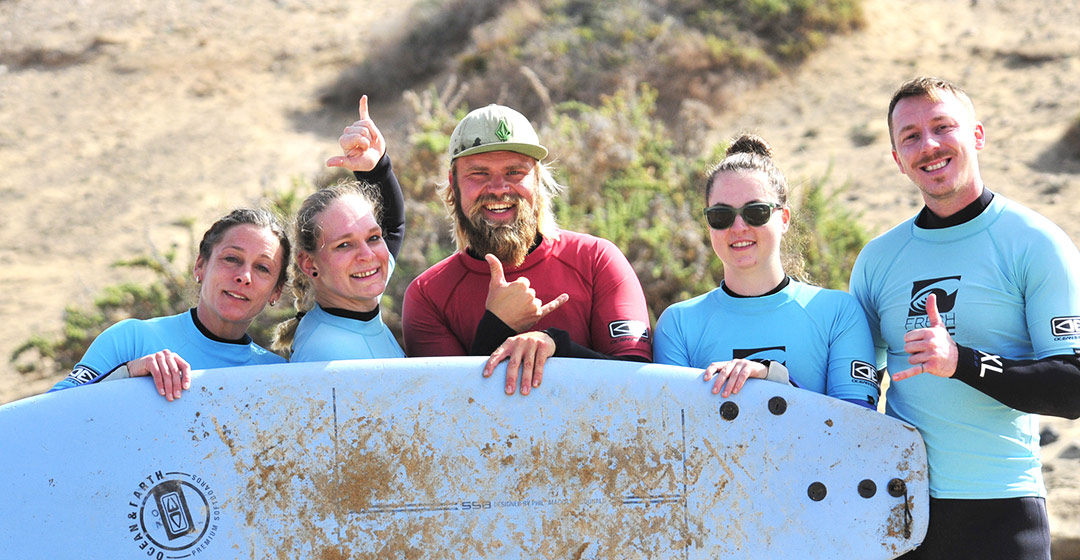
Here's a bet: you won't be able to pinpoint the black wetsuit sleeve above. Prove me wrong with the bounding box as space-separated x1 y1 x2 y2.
467 313 648 362
952 344 1080 419
469 311 518 355
543 328 650 362
353 153 405 259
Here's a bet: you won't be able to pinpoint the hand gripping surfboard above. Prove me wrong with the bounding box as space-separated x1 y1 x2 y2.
0 357 927 558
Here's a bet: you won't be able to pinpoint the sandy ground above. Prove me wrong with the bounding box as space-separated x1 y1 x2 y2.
1 0 1078 555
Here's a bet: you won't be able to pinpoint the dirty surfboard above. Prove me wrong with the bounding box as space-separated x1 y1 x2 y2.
0 357 927 558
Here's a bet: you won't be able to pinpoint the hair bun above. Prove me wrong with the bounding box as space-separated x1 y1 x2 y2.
726 134 772 158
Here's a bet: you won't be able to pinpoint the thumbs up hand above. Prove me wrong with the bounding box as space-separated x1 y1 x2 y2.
484 254 568 332
893 293 959 381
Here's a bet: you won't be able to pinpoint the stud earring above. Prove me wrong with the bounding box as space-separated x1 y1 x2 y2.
311 270 319 278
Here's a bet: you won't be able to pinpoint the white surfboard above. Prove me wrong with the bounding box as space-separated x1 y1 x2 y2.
0 357 927 558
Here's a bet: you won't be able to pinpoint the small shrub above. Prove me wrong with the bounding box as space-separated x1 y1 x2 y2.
319 0 504 106
1061 113 1080 160
848 122 878 147
787 171 870 289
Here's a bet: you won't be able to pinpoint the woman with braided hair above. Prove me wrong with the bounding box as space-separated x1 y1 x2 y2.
273 96 405 361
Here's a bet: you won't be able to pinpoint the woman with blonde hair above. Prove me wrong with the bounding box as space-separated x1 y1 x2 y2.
274 96 405 361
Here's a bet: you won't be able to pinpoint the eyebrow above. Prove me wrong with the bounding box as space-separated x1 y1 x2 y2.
897 114 957 136
223 244 279 261
328 225 383 243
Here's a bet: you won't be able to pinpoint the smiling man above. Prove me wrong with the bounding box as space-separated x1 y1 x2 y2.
850 77 1080 559
402 105 651 393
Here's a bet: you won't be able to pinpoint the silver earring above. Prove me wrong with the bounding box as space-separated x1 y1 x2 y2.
269 300 277 307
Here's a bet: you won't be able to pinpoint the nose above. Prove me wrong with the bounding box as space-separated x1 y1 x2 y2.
919 131 941 151
235 267 251 285
730 213 751 232
486 174 510 195
355 241 375 260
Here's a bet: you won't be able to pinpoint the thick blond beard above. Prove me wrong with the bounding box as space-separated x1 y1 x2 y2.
454 187 539 267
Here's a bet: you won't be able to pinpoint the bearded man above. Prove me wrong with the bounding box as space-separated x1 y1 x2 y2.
402 105 651 394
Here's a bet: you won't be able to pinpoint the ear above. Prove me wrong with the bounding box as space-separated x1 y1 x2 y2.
447 169 458 204
780 206 791 234
193 255 206 280
297 251 318 279
973 121 986 150
269 282 284 305
891 150 906 175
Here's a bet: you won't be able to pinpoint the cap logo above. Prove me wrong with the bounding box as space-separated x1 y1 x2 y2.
494 119 511 142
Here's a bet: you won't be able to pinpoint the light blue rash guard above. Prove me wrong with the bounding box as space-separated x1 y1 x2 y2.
849 193 1080 499
289 303 405 362
49 309 284 392
654 279 881 408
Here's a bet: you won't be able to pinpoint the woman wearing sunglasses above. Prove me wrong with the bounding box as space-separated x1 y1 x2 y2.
653 134 880 410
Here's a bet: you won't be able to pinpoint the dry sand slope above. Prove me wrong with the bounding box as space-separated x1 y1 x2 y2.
1 0 1079 555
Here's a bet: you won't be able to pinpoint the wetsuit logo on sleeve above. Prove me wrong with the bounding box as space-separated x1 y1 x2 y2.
907 276 960 334
66 365 99 386
1051 316 1080 340
608 320 649 339
850 360 882 386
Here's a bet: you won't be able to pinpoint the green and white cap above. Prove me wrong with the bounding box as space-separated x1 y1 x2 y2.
448 104 548 162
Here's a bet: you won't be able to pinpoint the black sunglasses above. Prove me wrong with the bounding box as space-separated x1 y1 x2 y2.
703 202 782 230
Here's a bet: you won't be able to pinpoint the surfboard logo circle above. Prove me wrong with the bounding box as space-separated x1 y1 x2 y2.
127 470 220 558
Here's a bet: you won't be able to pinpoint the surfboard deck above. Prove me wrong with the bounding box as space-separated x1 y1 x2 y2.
0 357 927 558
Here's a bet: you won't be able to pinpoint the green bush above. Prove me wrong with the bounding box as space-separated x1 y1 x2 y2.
786 171 871 289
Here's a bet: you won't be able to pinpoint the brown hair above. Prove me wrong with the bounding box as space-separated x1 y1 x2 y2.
887 76 976 148
704 133 788 206
198 208 291 291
